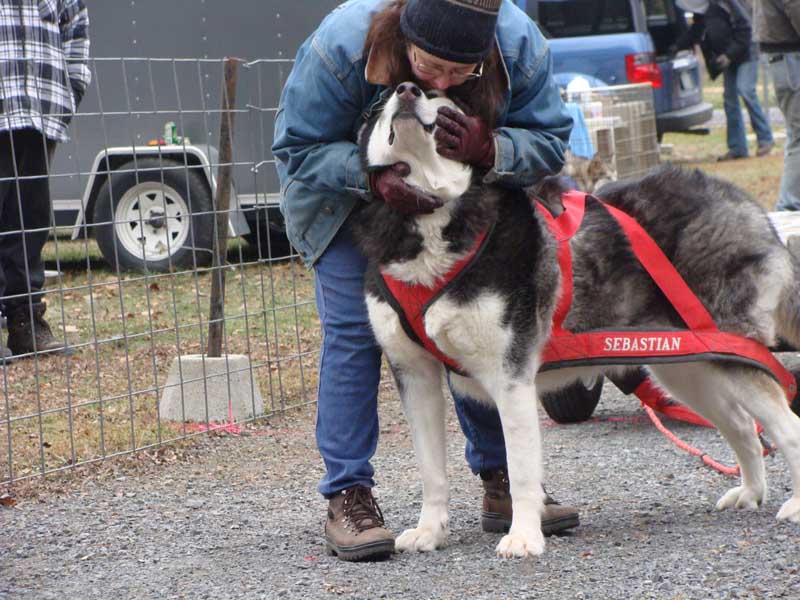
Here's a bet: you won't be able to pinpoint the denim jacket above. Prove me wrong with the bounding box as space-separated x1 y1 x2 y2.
272 0 573 267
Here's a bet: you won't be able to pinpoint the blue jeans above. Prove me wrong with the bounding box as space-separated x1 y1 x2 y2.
313 222 507 497
722 52 774 157
769 52 800 211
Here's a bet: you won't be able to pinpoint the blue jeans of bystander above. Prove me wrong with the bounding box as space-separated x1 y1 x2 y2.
313 222 507 497
722 51 774 157
768 52 800 211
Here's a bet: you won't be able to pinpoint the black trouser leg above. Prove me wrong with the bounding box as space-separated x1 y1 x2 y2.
0 129 54 315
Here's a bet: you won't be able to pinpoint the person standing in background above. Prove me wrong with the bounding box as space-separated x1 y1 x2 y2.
753 0 800 210
674 0 775 161
723 0 775 160
0 0 91 360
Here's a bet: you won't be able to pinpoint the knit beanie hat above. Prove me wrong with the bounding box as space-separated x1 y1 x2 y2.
400 0 501 64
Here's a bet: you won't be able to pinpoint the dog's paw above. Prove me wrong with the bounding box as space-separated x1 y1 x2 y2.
396 526 447 553
716 485 764 511
495 529 545 559
777 497 800 522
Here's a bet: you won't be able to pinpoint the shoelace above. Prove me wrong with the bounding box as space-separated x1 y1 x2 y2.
343 486 385 532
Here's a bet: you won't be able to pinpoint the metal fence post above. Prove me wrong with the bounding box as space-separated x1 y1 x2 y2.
207 58 239 358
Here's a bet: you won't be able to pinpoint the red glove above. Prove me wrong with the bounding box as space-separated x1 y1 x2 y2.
435 107 495 168
368 162 444 215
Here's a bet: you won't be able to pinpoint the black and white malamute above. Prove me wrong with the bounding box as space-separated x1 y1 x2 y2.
352 83 800 558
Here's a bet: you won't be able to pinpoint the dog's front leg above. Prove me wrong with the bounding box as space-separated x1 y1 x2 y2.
492 380 546 558
367 297 450 551
392 360 451 552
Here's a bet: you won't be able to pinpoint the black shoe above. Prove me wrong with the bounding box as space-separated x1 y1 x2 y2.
6 302 71 357
0 343 12 363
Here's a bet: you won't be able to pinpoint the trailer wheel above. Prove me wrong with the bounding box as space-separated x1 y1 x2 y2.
243 208 293 260
94 158 214 272
540 378 604 424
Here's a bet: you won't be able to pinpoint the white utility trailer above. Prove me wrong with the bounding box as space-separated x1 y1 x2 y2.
52 0 341 270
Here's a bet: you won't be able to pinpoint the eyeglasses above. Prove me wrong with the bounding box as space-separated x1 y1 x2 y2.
411 48 483 82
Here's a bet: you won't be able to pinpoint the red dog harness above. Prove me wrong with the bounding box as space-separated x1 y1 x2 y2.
378 191 796 400
379 228 492 376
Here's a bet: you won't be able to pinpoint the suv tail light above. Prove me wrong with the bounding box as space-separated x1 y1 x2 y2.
625 53 663 88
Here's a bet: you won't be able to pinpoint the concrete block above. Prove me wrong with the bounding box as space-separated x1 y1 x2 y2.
159 354 264 422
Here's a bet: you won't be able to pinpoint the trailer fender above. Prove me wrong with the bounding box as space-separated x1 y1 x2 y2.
69 144 250 240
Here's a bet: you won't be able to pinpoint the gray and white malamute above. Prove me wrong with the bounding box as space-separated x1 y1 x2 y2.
352 83 800 558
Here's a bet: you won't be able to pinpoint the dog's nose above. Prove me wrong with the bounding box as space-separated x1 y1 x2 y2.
395 82 422 101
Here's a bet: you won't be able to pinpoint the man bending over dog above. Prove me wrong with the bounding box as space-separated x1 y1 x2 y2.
273 0 576 561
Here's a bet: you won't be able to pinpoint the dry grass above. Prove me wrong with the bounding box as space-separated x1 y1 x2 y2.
662 126 786 210
1 246 319 483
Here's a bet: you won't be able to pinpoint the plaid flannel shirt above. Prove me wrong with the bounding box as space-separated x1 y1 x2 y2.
0 0 90 142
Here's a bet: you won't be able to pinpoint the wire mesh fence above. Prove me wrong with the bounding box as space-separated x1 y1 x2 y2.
1 56 320 486
1 51 664 488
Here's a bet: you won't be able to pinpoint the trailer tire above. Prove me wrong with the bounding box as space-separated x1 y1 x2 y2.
94 158 214 272
243 209 293 260
540 378 604 424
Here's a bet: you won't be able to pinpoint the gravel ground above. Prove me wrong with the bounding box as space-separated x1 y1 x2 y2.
3 363 800 600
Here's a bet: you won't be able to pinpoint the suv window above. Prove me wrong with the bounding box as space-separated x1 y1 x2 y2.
642 0 688 55
536 0 635 38
643 0 679 25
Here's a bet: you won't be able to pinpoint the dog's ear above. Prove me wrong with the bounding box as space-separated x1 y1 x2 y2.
527 176 568 217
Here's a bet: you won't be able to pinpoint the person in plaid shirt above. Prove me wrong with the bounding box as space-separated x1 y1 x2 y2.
0 0 90 360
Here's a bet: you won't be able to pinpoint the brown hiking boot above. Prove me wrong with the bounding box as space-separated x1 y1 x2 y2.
480 468 580 535
324 486 395 561
757 141 775 157
6 302 70 357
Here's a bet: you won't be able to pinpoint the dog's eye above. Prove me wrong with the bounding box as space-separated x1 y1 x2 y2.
424 91 440 100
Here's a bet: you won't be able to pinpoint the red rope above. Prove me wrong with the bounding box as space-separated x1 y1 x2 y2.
641 403 774 477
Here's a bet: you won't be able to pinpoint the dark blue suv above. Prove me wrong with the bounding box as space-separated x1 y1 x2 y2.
521 0 713 138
